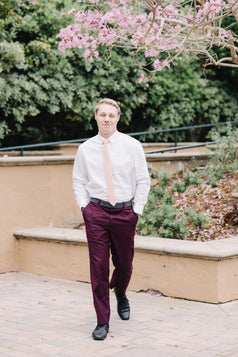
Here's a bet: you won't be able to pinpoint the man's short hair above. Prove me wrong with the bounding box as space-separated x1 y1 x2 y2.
95 98 121 115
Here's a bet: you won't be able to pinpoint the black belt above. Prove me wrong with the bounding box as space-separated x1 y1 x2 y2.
90 197 132 209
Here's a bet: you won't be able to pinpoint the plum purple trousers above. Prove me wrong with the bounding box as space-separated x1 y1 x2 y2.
83 201 138 325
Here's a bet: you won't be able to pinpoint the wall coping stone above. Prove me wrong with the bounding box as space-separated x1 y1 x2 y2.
146 151 210 162
14 227 238 261
54 142 205 148
0 156 75 166
0 151 210 166
0 151 63 157
143 142 205 148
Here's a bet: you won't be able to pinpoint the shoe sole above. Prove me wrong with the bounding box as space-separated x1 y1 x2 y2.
92 335 107 340
118 313 130 320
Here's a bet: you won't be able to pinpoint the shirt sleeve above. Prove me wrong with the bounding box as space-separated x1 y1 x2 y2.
132 141 151 215
72 145 90 209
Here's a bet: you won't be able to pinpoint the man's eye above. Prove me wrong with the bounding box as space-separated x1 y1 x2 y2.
100 113 106 117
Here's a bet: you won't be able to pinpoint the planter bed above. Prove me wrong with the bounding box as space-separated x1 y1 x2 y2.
14 227 238 303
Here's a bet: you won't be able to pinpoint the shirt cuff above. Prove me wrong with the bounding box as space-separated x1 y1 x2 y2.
79 200 89 210
133 203 144 216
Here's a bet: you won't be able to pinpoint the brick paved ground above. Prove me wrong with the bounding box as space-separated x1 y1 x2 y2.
1 272 238 357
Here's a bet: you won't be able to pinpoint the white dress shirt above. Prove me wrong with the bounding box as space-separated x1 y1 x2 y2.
72 130 151 215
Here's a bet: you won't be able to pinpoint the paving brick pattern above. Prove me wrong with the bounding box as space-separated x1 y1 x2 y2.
1 272 238 357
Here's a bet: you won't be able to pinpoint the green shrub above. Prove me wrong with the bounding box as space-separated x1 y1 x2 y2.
204 124 238 186
185 208 209 229
171 169 203 193
183 169 203 186
137 168 205 239
137 125 238 239
171 180 187 193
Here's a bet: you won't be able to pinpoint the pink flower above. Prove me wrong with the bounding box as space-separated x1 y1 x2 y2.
131 32 144 47
164 4 176 14
138 73 145 83
153 59 170 71
154 59 162 71
98 28 117 45
67 8 76 15
84 49 99 61
135 15 146 24
162 60 170 68
145 49 159 57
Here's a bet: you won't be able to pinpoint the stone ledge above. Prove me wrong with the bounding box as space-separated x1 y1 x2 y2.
54 142 206 148
146 151 210 162
0 156 75 166
0 151 211 166
14 227 238 261
143 142 206 148
14 227 87 245
0 150 63 157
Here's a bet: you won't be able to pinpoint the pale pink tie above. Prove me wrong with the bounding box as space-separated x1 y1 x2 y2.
103 139 117 206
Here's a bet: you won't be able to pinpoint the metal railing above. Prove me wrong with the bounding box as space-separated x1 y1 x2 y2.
0 120 237 156
144 141 218 154
0 137 90 157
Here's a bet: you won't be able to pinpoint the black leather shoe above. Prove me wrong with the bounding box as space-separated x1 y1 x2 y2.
92 324 109 340
114 288 130 320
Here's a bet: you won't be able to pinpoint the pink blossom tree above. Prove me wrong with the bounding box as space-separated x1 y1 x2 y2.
57 0 238 80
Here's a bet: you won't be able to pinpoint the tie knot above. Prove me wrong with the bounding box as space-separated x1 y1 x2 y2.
103 139 109 144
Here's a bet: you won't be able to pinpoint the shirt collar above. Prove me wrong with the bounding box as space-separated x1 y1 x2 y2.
98 130 119 144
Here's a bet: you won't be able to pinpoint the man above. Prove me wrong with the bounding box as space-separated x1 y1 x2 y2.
72 98 150 340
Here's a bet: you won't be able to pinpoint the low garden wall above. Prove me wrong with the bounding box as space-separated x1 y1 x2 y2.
2 149 233 304
14 226 238 303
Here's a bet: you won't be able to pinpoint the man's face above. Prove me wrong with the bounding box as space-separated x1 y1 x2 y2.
95 104 120 138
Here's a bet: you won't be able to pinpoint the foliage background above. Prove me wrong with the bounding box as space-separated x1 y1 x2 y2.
0 0 238 146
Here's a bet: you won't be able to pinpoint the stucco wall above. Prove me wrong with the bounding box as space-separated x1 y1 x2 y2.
0 157 81 273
